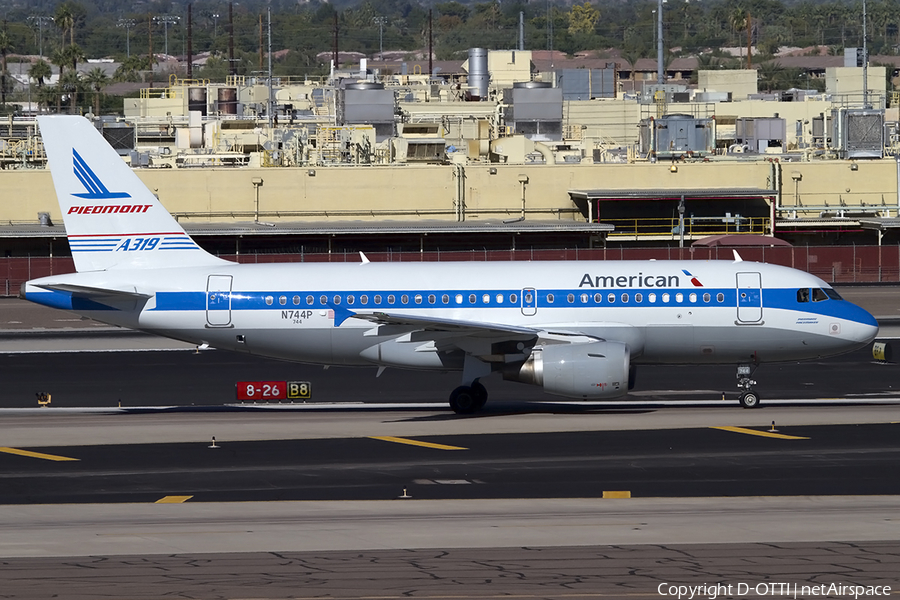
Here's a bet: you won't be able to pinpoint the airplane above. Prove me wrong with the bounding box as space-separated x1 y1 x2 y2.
22 116 879 413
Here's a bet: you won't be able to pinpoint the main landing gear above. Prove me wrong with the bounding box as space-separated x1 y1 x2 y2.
736 364 760 409
449 380 488 414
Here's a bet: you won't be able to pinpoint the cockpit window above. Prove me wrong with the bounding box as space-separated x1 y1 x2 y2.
797 288 809 303
812 288 828 302
824 288 843 301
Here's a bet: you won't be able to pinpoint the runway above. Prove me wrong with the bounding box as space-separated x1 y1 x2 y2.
1 298 900 598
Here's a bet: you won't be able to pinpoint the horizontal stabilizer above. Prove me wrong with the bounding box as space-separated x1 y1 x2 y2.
33 282 152 300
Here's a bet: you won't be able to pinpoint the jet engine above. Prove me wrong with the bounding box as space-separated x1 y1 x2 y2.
503 341 631 399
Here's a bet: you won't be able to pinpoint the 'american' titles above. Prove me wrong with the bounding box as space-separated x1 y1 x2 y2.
579 273 680 288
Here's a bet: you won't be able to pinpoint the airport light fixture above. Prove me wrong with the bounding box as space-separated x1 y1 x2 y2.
117 18 136 58
153 15 181 57
373 17 387 61
27 15 53 60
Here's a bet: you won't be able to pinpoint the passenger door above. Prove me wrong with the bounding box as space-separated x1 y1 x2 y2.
206 274 233 327
736 272 762 323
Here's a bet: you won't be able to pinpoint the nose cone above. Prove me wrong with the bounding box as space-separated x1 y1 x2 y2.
845 303 879 346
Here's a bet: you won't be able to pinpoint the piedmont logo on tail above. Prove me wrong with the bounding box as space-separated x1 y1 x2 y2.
22 116 879 413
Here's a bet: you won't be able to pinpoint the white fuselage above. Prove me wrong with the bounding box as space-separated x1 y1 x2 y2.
25 259 879 369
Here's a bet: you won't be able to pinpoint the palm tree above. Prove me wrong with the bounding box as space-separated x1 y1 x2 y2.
54 4 75 46
58 69 80 115
29 59 52 87
64 44 86 110
83 67 109 116
49 46 69 113
29 60 52 112
0 29 11 108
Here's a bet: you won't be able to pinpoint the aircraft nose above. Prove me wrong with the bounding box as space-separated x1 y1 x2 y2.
847 305 879 344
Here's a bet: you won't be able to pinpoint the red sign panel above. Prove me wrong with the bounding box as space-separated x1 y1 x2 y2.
236 381 287 401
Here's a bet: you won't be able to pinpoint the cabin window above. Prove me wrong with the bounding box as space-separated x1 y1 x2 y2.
265 296 274 305
305 295 314 305
279 296 287 305
455 294 463 304
415 294 422 304
360 295 368 305
482 294 490 304
547 293 555 303
401 295 409 304
621 293 629 303
428 295 436 304
292 296 300 305
812 288 829 302
347 295 355 305
442 294 450 304
510 294 518 303
635 293 643 303
319 295 327 305
581 293 589 303
594 293 602 303
797 288 810 303
689 293 697 303
662 293 670 303
469 294 476 304
649 293 657 303
675 293 683 303
496 294 503 303
388 295 396 305
608 293 615 303
333 295 341 305
567 294 575 303
717 293 725 303
703 293 710 303
824 288 843 300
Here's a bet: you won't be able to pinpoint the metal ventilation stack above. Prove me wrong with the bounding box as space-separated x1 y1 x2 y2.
467 48 489 101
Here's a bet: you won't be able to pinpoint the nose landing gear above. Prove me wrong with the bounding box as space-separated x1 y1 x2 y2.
737 364 760 408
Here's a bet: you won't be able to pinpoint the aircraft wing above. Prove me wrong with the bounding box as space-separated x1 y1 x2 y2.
349 310 539 339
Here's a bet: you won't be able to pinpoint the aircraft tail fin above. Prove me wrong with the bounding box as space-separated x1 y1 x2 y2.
38 116 228 272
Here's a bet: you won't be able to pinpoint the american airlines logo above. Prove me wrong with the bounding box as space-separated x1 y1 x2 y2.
579 273 682 288
578 270 705 288
71 148 131 200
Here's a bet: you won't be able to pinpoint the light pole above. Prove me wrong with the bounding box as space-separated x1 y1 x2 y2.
27 15 53 60
153 15 180 57
373 16 387 61
212 13 220 38
117 18 135 58
657 0 664 84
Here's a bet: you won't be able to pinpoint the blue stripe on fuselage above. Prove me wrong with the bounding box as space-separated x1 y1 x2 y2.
145 287 875 327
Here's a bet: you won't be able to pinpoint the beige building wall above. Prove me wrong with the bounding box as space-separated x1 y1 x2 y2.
826 67 887 98
779 160 898 214
4 160 897 228
698 70 758 100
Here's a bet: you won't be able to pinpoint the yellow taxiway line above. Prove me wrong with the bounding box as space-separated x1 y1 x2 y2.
155 496 194 504
0 447 79 461
711 426 809 440
370 436 467 451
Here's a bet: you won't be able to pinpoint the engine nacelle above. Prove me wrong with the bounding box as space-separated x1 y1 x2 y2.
503 341 630 399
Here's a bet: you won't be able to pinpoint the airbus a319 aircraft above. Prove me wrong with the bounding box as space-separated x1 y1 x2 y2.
23 116 879 413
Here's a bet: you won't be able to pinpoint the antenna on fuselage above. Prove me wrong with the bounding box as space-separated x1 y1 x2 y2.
359 251 371 264
732 250 743 263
